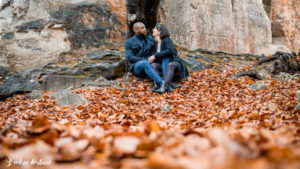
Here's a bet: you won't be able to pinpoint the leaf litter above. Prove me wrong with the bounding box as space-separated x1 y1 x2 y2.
0 66 299 169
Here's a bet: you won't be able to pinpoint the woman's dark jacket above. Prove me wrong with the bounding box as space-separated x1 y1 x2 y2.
154 37 189 80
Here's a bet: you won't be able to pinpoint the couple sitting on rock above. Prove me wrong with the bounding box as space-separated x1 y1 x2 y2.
124 22 189 93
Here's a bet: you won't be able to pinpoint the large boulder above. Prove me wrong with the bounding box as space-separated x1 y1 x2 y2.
43 50 126 79
182 58 211 72
0 0 126 71
51 89 88 107
0 66 40 99
269 0 300 53
179 49 263 72
41 75 97 92
0 49 126 98
158 0 293 55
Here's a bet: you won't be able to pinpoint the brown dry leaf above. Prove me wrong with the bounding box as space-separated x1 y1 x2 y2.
147 152 186 169
120 159 148 169
259 127 296 146
261 145 300 161
144 121 161 133
83 126 105 139
113 136 140 155
55 138 90 162
1 132 28 149
0 145 8 160
28 114 50 134
8 141 55 163
68 126 82 138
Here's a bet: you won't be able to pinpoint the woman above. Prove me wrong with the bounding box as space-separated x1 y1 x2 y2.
148 24 189 93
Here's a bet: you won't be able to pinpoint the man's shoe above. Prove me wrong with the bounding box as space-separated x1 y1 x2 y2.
169 82 181 89
149 82 160 92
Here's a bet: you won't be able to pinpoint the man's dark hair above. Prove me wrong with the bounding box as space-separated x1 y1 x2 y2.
155 24 170 39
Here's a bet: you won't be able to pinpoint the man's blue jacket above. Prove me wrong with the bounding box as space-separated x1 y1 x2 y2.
124 35 156 72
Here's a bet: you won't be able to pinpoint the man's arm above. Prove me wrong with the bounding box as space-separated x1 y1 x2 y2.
148 36 158 63
124 41 143 63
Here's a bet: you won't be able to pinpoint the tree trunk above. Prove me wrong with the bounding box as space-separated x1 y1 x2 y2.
234 52 300 79
126 0 160 38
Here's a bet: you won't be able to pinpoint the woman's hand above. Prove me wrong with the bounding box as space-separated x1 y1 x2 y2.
148 55 155 63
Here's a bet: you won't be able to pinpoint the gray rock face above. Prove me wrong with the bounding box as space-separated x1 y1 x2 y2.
26 90 44 100
85 50 121 59
0 49 126 98
50 3 124 49
270 0 300 53
0 66 40 99
41 75 97 92
44 50 126 79
51 89 88 107
158 0 290 55
0 66 9 78
182 58 211 72
83 77 113 88
0 0 126 71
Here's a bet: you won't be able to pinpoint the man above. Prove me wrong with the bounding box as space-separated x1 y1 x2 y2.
124 22 163 91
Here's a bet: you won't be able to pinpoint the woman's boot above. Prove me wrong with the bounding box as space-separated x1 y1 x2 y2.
149 82 160 92
169 82 181 89
157 81 170 94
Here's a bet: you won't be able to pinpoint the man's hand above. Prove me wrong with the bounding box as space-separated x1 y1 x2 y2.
148 55 155 63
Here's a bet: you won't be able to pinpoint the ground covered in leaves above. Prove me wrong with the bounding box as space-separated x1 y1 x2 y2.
0 66 299 169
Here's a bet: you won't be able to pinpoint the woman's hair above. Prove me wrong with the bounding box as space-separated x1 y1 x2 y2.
155 24 170 39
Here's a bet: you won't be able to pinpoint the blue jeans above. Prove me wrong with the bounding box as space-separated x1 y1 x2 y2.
160 57 170 78
134 60 163 85
152 57 170 78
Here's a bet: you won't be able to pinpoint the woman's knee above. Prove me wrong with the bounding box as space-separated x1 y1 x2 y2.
168 62 175 68
151 62 157 67
151 63 160 69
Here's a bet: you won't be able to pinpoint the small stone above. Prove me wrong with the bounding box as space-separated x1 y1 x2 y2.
26 90 44 100
266 104 279 112
294 103 300 112
160 104 172 112
296 91 300 102
41 75 96 92
124 72 133 82
247 81 267 90
51 89 88 107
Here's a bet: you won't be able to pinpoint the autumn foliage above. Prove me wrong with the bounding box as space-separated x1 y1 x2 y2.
0 66 299 169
